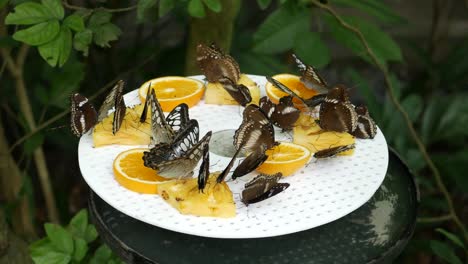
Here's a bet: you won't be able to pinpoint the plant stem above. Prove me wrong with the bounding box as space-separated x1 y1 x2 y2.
417 215 452 224
309 0 468 245
62 0 137 13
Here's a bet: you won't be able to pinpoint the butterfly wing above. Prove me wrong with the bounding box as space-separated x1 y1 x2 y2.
319 87 357 133
169 119 200 158
166 103 190 133
139 83 152 123
292 54 329 94
269 96 300 130
313 144 355 159
112 87 126 135
198 143 210 192
97 80 124 122
266 76 308 107
352 106 377 139
232 147 268 179
241 173 283 202
70 93 97 137
149 89 175 144
243 183 290 205
219 76 252 106
196 43 240 83
236 105 276 152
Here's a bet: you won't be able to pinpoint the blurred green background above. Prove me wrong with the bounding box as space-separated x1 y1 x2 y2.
0 0 467 263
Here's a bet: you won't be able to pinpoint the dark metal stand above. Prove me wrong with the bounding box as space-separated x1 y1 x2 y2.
89 148 418 264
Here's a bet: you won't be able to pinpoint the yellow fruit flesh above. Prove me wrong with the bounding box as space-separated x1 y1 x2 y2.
293 114 355 155
204 74 260 105
93 104 151 147
157 173 236 218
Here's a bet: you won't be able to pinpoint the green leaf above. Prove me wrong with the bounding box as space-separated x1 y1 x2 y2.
159 0 175 17
89 245 112 264
72 238 88 262
401 94 423 122
24 133 44 155
344 68 381 120
257 0 272 9
68 209 88 238
84 225 98 243
435 228 465 249
405 148 425 172
433 151 468 193
329 0 406 24
253 5 310 54
63 14 85 32
73 29 92 56
42 0 64 20
188 0 205 18
88 10 112 29
430 240 463 264
0 0 8 8
323 14 402 66
92 23 121 48
38 26 72 67
44 223 74 254
12 20 60 46
32 250 71 264
5 2 50 25
137 0 157 22
203 0 221 13
293 32 330 69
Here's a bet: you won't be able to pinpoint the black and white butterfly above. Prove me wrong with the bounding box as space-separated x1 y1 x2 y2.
197 143 210 192
318 85 358 133
241 173 290 205
217 104 278 182
351 105 377 139
219 76 252 106
196 43 241 83
70 80 126 137
313 144 355 159
259 96 300 131
146 89 190 145
143 119 212 178
292 53 329 94
266 76 327 109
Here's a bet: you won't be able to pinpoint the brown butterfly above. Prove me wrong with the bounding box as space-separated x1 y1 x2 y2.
70 80 126 137
352 106 377 139
219 76 252 106
196 43 240 83
259 96 300 130
241 173 290 205
318 85 358 133
266 76 326 109
313 144 355 159
292 54 329 94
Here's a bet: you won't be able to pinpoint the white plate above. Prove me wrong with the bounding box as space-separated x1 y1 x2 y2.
78 75 388 239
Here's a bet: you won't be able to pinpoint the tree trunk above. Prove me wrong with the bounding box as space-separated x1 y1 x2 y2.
184 0 241 75
0 211 33 264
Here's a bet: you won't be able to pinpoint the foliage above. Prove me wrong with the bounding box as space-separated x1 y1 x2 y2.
1 0 467 263
29 209 124 264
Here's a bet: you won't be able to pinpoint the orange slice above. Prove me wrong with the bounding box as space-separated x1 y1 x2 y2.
138 76 204 112
256 142 311 176
113 148 170 194
265 74 319 109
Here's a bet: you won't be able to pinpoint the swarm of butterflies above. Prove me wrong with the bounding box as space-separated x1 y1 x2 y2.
70 43 378 207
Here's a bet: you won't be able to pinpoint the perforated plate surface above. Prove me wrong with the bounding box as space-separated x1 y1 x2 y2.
78 75 388 238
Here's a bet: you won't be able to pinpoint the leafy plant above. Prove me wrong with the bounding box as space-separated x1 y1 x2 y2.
29 209 124 264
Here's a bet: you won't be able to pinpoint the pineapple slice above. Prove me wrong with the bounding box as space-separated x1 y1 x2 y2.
293 113 355 156
157 173 236 218
93 104 151 147
204 74 260 105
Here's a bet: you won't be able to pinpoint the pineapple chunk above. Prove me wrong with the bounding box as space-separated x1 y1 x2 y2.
204 74 260 105
93 104 151 147
157 173 236 218
293 113 355 156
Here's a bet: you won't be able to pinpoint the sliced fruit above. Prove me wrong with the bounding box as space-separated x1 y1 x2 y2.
138 76 205 112
293 113 355 156
204 74 260 105
265 73 319 109
113 148 169 194
93 104 151 147
256 142 311 176
157 173 236 218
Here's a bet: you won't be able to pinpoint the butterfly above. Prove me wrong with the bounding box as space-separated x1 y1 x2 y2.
313 144 355 159
217 104 277 182
266 76 327 109
196 43 240 83
218 76 252 106
241 173 290 205
292 54 329 94
259 96 300 130
352 106 377 139
143 119 212 178
70 80 126 137
146 89 190 145
197 143 210 192
318 85 358 133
